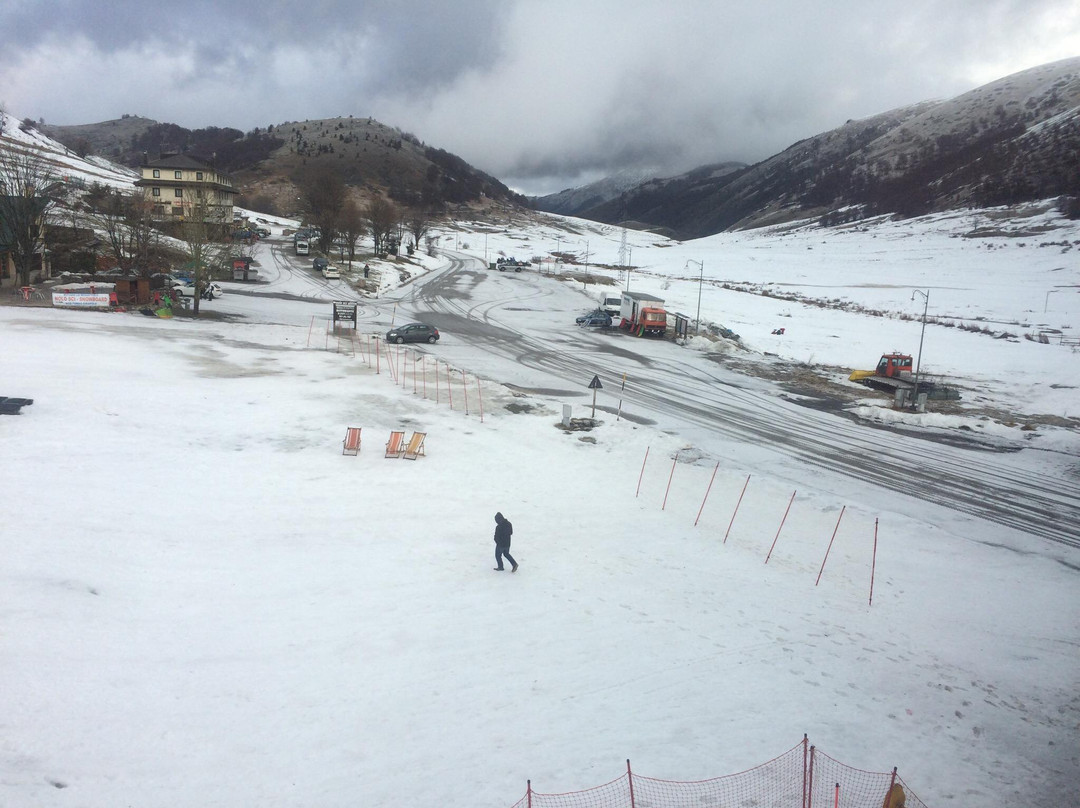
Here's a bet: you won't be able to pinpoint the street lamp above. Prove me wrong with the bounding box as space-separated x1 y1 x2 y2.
911 289 929 406
626 247 632 291
687 259 704 336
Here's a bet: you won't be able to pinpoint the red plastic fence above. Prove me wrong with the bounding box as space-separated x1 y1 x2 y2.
510 737 928 808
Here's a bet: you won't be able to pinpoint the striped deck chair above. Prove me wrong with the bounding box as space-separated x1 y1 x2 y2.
403 432 426 460
385 430 405 458
342 427 362 456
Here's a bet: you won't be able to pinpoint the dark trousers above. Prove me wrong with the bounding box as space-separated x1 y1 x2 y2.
495 544 516 569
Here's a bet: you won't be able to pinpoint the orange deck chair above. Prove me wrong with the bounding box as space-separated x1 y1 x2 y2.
342 427 362 456
385 430 405 458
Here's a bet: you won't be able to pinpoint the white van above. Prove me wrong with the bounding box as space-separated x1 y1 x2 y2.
295 239 310 256
598 292 622 317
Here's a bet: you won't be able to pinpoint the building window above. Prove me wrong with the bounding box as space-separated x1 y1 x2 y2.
172 207 183 217
174 188 183 198
154 204 165 215
174 170 182 179
152 187 161 197
152 169 160 178
196 172 203 180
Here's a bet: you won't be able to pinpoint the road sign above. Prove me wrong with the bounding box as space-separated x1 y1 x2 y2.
588 375 603 389
332 300 357 327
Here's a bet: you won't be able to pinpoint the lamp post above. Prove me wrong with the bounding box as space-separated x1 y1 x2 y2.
687 259 704 336
1045 289 1059 313
911 289 929 406
626 247 632 291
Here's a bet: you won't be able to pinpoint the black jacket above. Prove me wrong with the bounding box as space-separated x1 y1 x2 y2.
494 513 513 546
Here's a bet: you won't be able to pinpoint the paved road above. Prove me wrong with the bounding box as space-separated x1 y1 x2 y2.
395 252 1080 552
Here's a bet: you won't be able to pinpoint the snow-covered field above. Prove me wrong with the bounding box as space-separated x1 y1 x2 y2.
2 198 1079 808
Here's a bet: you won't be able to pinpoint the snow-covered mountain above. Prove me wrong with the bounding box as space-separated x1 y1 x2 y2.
563 57 1080 237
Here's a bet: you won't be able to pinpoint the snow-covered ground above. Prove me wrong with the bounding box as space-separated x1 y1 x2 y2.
2 202 1078 808
3 117 1079 806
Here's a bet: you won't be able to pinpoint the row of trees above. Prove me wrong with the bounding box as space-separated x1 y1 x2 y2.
296 164 433 263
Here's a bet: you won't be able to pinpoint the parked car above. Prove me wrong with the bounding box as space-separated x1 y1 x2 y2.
255 227 271 238
98 267 136 278
570 308 613 324
172 281 223 299
313 257 329 272
386 323 440 344
322 265 341 280
576 309 612 327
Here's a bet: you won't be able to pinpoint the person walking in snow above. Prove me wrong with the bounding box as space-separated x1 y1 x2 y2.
493 512 518 572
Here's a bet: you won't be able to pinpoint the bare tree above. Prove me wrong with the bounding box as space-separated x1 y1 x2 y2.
366 196 399 256
299 164 347 253
84 189 161 274
0 143 58 286
337 198 366 269
405 207 432 255
178 181 227 316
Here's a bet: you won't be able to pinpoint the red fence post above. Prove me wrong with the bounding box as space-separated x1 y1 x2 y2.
694 461 720 526
833 783 839 808
815 506 846 586
626 759 636 808
802 735 809 808
869 517 879 606
808 745 816 808
662 453 678 510
765 490 797 563
526 779 532 808
636 447 650 497
885 767 898 807
723 474 750 544
462 369 469 415
477 378 484 423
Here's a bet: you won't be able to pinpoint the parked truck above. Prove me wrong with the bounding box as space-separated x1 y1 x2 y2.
619 291 668 337
598 291 622 317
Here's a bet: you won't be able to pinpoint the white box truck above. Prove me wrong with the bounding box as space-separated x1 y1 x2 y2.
598 291 622 317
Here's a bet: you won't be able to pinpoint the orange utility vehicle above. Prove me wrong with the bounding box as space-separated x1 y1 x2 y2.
619 291 668 337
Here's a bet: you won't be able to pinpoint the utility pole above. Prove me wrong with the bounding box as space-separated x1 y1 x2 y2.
687 259 704 336
911 289 929 407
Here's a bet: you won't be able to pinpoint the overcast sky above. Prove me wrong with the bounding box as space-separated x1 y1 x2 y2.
2 0 1078 195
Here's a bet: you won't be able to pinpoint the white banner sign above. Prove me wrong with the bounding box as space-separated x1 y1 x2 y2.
52 292 111 308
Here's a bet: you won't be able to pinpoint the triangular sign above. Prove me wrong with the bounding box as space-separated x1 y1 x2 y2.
588 375 603 389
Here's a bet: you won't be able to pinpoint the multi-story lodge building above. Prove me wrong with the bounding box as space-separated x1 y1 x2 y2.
134 153 236 227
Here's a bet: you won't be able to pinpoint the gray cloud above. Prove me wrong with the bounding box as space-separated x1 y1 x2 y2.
2 0 1077 195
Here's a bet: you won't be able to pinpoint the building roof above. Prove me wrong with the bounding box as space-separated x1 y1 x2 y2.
141 153 220 172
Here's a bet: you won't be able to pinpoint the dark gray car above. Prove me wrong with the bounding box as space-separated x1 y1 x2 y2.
386 323 440 344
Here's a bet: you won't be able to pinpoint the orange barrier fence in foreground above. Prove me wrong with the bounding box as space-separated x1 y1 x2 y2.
509 736 928 808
